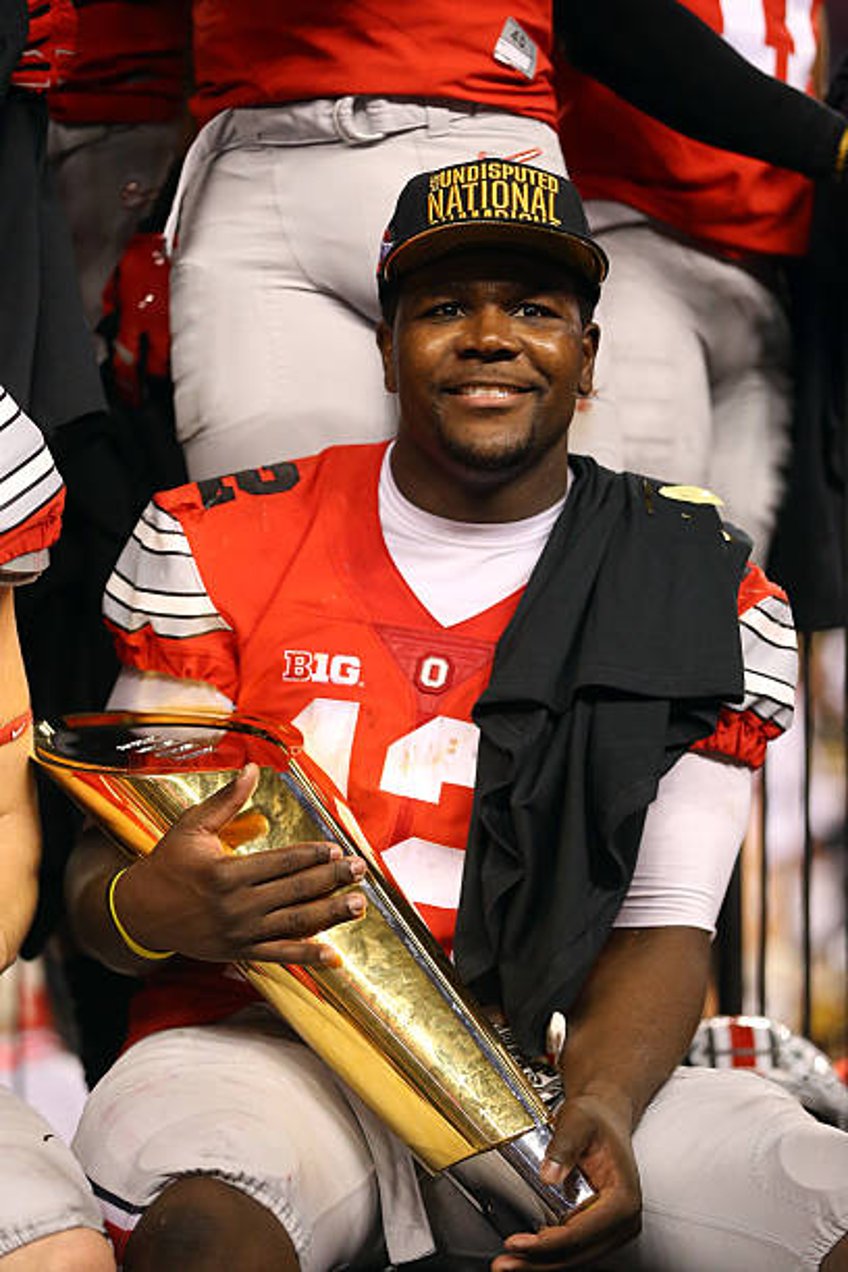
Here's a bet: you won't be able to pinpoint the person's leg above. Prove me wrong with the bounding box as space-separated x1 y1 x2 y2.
0 1086 112 1270
0 1228 114 1271
823 1233 848 1270
48 119 183 336
577 221 712 483
704 263 792 558
73 1010 383 1272
169 135 399 479
124 1177 299 1272
603 1066 848 1271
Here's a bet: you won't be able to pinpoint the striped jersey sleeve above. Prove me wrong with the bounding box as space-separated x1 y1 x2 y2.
103 498 238 699
693 562 796 768
0 386 65 578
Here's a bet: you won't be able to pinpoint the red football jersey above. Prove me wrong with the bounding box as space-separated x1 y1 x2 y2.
48 0 190 125
104 443 794 1043
190 1 557 127
557 0 819 257
108 445 518 951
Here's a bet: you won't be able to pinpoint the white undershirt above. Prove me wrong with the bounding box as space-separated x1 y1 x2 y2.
378 445 567 627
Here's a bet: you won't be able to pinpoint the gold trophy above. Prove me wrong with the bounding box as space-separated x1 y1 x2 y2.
34 710 594 1235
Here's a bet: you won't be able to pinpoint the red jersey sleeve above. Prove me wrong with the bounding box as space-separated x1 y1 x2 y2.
692 562 796 768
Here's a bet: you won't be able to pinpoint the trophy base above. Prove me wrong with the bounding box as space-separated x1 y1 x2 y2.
447 1126 595 1236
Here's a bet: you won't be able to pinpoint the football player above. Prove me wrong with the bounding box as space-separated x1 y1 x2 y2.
66 163 847 1271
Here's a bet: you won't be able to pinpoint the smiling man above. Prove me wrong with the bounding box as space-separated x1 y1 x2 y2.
378 163 601 519
66 161 848 1272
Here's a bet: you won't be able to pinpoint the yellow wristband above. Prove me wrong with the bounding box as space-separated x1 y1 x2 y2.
836 128 848 181
107 868 175 961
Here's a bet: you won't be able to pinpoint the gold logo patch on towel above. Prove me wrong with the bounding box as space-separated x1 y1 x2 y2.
658 484 724 507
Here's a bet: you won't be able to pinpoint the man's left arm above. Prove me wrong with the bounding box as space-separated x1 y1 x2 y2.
490 747 743 1270
493 924 710 1270
493 565 795 1269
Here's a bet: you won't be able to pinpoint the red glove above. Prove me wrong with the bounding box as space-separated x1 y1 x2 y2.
101 232 172 406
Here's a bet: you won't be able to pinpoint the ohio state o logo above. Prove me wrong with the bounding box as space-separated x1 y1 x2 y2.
416 654 452 693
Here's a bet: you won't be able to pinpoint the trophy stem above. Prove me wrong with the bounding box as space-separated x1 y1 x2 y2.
448 1125 595 1233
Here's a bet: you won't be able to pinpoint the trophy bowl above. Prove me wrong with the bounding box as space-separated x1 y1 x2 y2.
34 709 594 1235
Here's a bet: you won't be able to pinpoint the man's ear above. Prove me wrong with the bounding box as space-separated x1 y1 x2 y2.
578 322 600 397
376 320 397 394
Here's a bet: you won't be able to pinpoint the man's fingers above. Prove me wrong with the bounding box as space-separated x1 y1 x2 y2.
247 853 366 900
240 922 362 966
497 1188 640 1267
493 1220 639 1269
205 845 366 905
243 885 367 945
501 1196 638 1263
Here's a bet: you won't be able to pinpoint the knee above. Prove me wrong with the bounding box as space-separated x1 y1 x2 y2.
822 1231 848 1271
0 1228 115 1271
124 1176 300 1272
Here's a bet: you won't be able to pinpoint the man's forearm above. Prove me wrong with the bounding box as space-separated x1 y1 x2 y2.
65 825 162 977
0 793 38 971
560 926 711 1129
556 0 846 180
0 588 39 970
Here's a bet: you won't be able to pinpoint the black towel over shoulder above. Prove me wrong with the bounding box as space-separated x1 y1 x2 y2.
454 456 749 1055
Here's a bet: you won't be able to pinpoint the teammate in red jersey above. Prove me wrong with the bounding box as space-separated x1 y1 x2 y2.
0 386 114 1272
67 162 847 1271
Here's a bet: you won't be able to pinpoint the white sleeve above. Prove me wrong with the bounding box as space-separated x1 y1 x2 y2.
732 588 796 732
613 751 752 933
103 499 231 642
0 386 64 581
106 667 234 714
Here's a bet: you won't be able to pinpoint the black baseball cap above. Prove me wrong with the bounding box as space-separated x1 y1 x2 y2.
377 159 608 312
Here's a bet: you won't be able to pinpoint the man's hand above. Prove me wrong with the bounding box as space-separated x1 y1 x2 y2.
490 925 714 1270
492 1085 640 1270
113 764 367 966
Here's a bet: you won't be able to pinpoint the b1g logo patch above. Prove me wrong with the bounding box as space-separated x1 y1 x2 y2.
281 649 362 687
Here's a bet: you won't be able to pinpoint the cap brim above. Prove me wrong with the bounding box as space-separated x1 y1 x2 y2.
382 220 609 293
